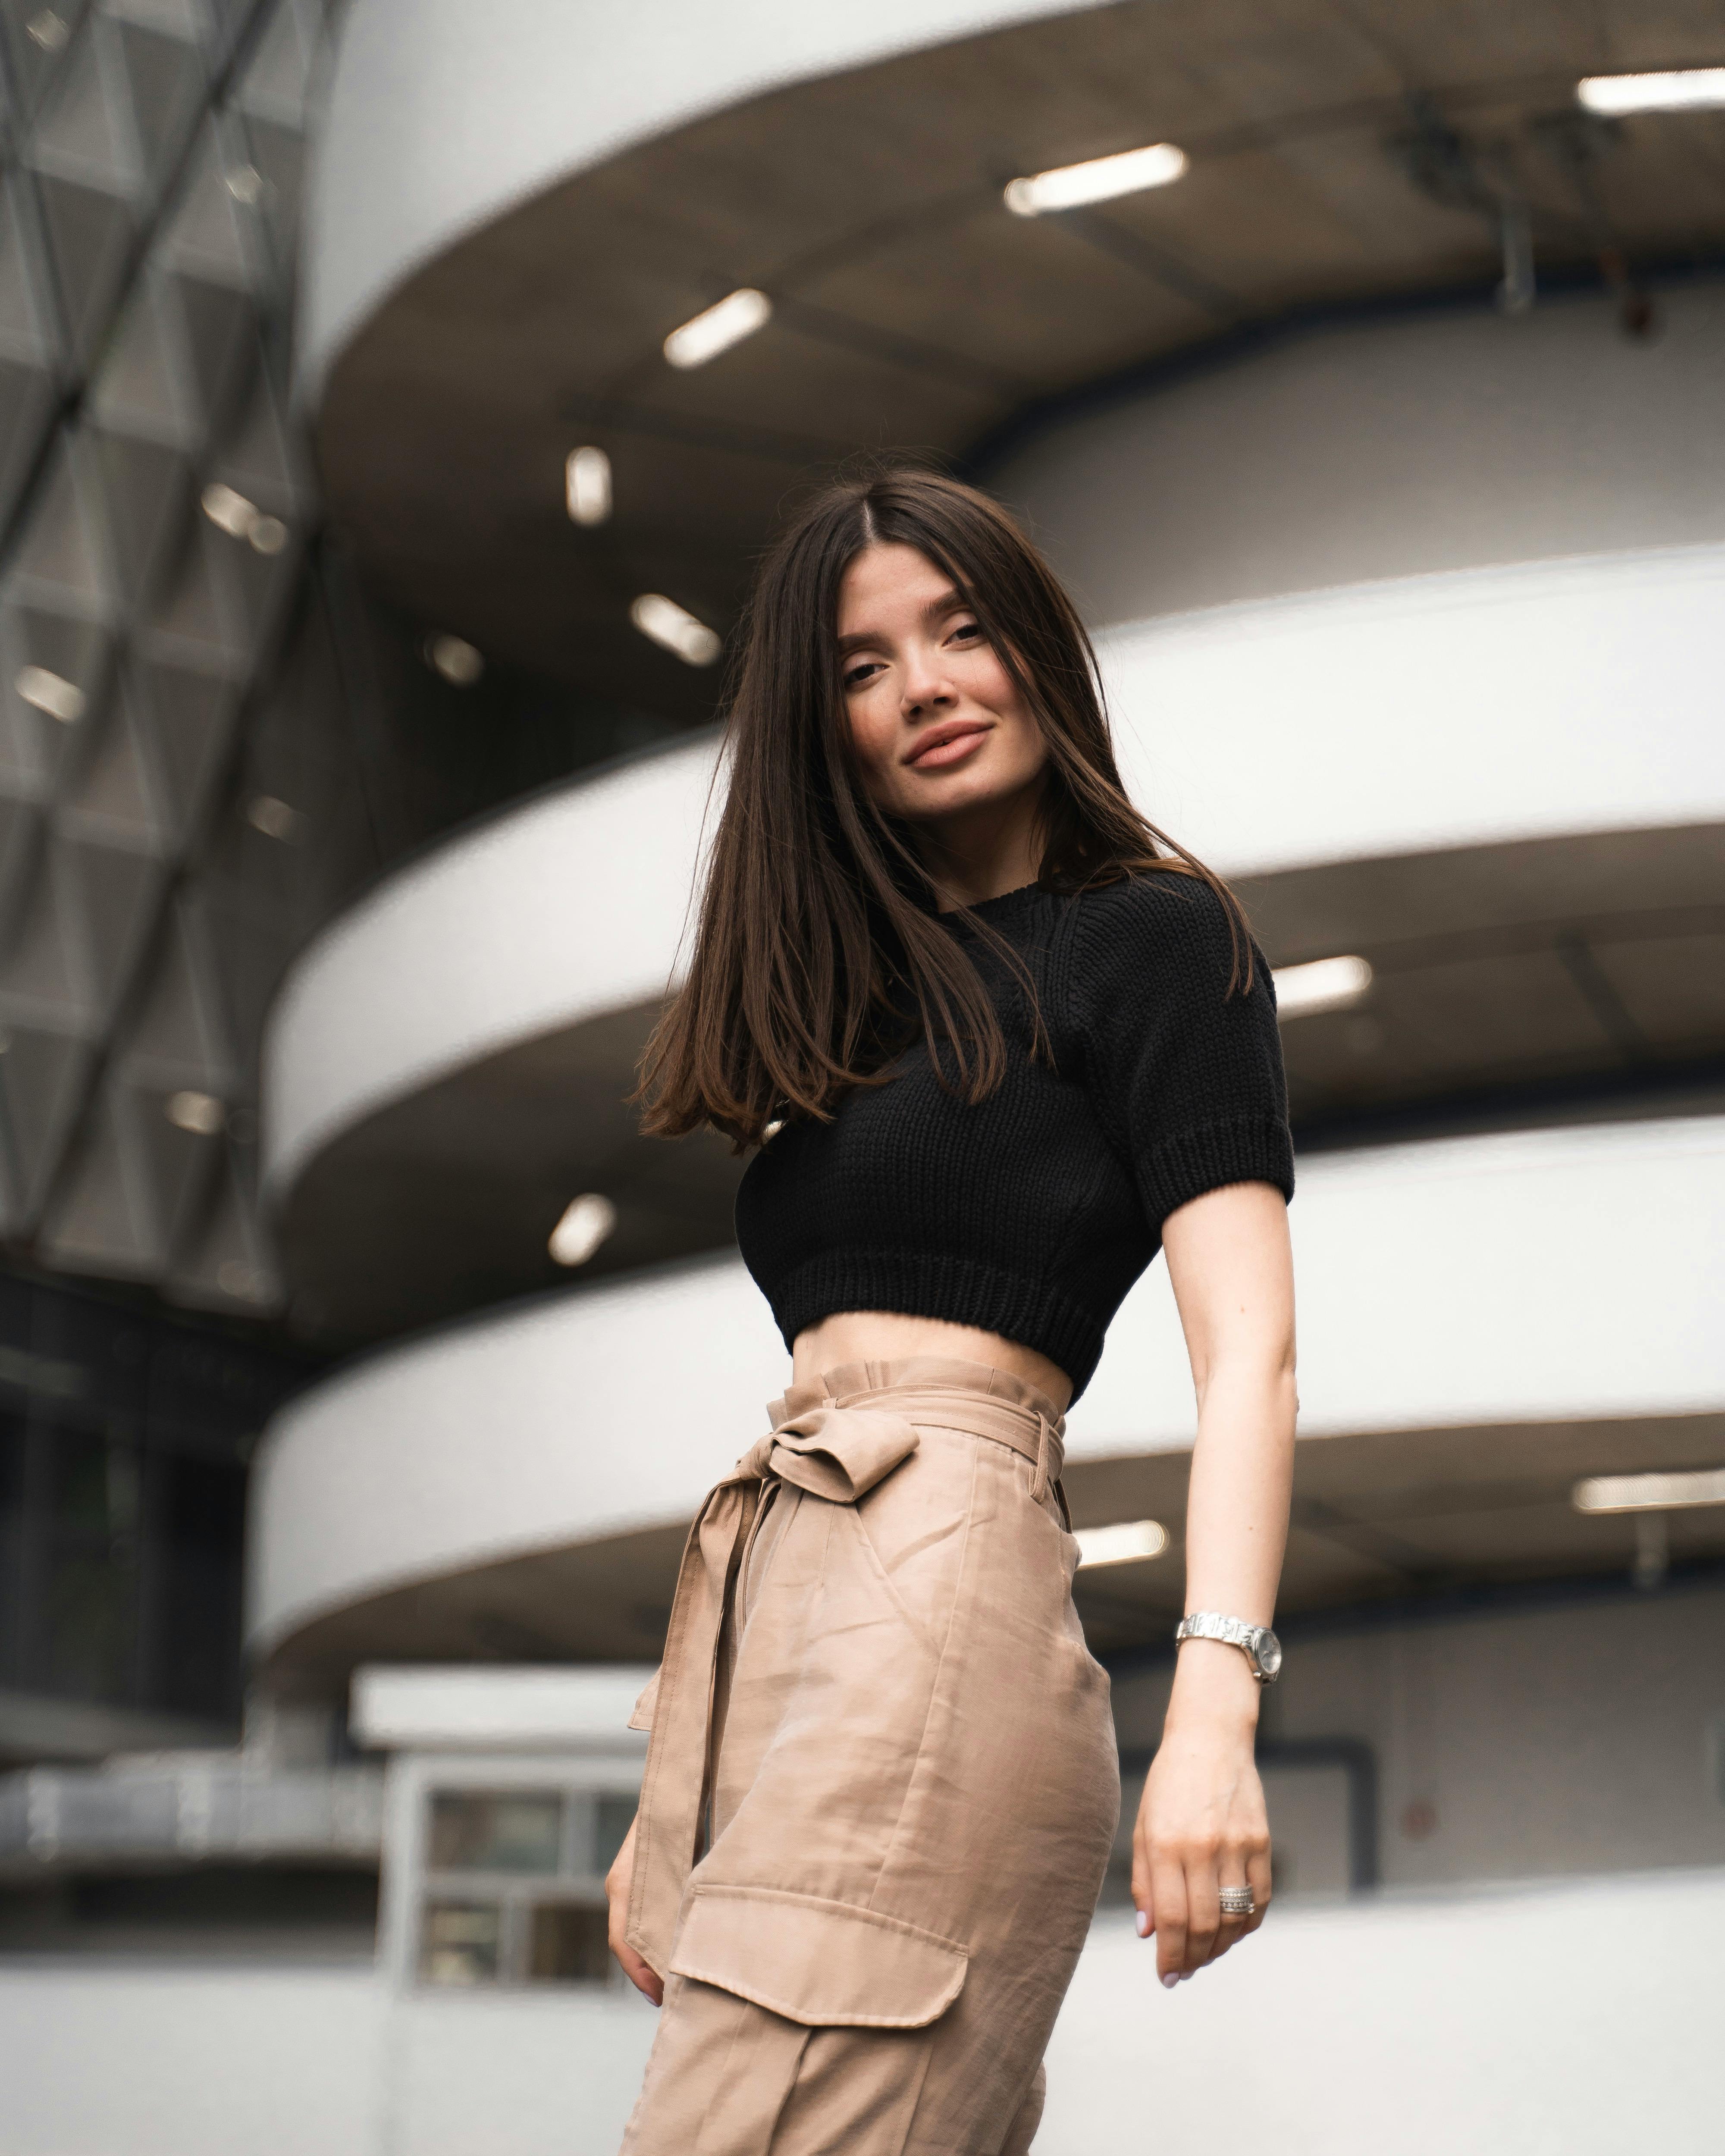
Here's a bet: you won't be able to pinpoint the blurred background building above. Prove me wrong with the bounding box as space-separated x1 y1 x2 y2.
2 3 1724 2152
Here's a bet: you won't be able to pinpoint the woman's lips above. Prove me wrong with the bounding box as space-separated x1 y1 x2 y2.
906 724 990 770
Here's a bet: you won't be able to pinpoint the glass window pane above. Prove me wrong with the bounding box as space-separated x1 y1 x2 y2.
429 1792 564 1874
155 1453 246 1719
45 1553 130 1699
594 1795 635 1878
527 1902 610 1985
44 1428 138 1703
420 1901 501 1985
0 1412 26 1680
51 1427 113 1535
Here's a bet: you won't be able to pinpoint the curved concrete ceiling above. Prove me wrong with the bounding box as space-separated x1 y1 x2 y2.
249 1113 1725 1684
307 0 1725 710
301 0 1098 398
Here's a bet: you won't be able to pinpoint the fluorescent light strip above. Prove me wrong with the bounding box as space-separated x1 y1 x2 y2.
14 664 84 723
1577 68 1725 115
1075 1519 1170 1569
1573 1467 1725 1514
1005 141 1188 217
165 1090 224 1135
425 633 484 686
630 593 721 667
549 1192 618 1268
663 288 772 369
1271 953 1374 1019
565 446 612 526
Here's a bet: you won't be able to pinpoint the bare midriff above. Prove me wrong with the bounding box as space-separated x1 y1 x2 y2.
790 1310 1073 1417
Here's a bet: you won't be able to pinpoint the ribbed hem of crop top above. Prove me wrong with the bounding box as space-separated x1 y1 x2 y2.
733 873 1295 1401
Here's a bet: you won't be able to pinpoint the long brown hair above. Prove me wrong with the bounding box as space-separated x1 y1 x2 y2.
637 464 1248 1150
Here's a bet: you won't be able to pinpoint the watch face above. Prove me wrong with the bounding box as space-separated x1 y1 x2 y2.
1255 1630 1283 1678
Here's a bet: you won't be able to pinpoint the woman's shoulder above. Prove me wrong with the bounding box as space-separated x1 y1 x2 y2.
1066 868 1244 979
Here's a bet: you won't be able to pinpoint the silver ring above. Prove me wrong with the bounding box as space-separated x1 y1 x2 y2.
1218 1887 1256 1918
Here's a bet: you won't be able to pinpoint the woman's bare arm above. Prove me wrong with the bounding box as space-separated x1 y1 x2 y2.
1132 1179 1296 1986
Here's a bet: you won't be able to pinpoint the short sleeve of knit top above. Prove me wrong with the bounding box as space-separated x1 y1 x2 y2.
732 872 1294 1401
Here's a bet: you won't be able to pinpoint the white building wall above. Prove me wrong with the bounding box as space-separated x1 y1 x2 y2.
1040 1873 1725 2156
6 1867 1724 2156
0 1964 383 2156
988 283 1725 623
1113 1586 1725 1894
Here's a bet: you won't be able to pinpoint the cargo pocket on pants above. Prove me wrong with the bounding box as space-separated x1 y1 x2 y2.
668 1884 968 2029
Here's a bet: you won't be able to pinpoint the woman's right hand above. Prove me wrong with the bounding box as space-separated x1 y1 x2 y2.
605 1817 664 2004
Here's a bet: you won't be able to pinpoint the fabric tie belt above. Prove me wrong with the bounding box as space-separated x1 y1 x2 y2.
624 1384 1065 1976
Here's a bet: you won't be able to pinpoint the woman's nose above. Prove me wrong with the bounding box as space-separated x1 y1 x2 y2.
901 657 955 716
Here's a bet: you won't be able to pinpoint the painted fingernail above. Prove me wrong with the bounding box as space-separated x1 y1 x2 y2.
1135 1910 1150 1938
1160 1972 1179 1990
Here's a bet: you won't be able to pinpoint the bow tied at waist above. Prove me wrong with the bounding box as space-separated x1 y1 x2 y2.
624 1401 921 1974
736 1402 922 1502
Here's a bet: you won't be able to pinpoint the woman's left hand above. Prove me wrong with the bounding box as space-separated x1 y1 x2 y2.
1132 1664 1272 1987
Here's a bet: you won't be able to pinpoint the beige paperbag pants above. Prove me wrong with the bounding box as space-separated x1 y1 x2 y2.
621 1358 1119 2155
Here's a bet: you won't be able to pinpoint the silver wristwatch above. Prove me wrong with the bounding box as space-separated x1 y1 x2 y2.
1174 1611 1283 1683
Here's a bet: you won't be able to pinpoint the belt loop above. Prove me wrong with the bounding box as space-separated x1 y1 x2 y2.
1030 1413 1052 1504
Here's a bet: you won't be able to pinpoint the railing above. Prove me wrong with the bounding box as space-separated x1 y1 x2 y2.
0 1759 383 1875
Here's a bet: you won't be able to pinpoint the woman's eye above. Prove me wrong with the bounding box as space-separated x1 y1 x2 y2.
949 620 982 645
843 660 881 689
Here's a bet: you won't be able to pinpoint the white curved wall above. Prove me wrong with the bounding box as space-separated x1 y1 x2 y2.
262 740 719 1201
1101 544 1725 876
261 542 1725 1200
990 284 1725 623
248 1113 1725 1656
303 0 1097 398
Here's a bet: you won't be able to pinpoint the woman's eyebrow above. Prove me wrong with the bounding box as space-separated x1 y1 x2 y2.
835 591 965 658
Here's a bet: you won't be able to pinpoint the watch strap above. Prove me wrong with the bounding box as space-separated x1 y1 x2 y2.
1175 1610 1278 1681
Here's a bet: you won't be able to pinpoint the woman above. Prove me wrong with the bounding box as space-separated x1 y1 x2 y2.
607 467 1296 2156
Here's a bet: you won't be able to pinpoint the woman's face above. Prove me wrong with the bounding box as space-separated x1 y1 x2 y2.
837 543 1046 827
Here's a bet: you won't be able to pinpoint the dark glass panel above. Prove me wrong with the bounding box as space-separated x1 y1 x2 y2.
419 1902 501 1986
0 1408 26 1679
429 1791 564 1876
154 1449 245 1718
527 1903 610 1985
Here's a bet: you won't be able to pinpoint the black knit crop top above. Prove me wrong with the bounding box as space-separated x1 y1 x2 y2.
733 873 1294 1401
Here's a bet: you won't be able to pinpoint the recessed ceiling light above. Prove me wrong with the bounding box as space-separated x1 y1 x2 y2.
1573 1467 1725 1514
247 795 303 842
1074 1519 1170 1568
217 1258 269 1301
1005 141 1188 217
630 593 721 667
14 664 85 724
425 633 485 686
1577 68 1725 115
165 1090 225 1136
565 445 612 526
549 1192 618 1268
1271 954 1374 1019
663 287 772 369
201 480 257 539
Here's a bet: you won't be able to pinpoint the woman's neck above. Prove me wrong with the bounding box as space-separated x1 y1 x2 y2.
916 786 1044 912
